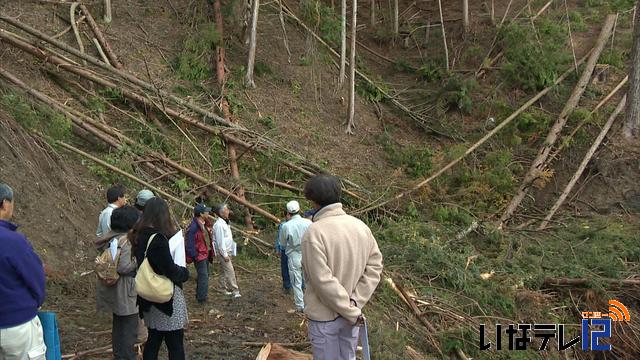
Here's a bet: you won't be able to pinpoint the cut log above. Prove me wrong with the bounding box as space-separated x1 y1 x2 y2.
354 51 592 215
79 4 123 69
539 96 626 229
498 15 617 229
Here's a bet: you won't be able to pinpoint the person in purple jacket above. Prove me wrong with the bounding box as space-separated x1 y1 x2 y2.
0 183 47 359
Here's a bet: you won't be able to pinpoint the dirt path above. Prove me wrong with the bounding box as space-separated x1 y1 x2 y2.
48 254 309 359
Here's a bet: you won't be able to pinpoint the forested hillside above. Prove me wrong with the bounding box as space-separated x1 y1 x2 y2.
1 0 640 358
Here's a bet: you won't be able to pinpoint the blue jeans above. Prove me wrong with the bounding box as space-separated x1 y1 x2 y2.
280 250 291 289
195 260 209 303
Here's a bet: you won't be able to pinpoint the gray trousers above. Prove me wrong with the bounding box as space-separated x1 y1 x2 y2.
308 317 359 360
195 260 209 303
218 256 239 295
112 314 139 360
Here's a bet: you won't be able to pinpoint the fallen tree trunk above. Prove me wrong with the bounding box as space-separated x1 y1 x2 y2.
498 15 617 229
548 75 629 162
0 15 370 194
384 278 441 354
57 141 273 247
354 51 592 215
539 96 626 229
0 15 369 195
264 179 302 193
78 4 123 69
0 65 279 224
0 16 238 130
0 67 122 148
543 276 640 287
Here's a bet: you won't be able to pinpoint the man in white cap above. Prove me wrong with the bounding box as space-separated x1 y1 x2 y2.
134 189 154 213
279 200 312 312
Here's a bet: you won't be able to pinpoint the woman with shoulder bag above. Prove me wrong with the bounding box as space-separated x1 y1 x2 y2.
131 198 189 360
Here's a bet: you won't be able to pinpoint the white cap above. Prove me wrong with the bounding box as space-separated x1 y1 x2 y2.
286 200 300 214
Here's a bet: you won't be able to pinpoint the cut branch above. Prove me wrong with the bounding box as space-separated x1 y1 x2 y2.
499 14 617 229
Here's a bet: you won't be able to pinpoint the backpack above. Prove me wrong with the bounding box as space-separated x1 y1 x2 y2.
95 235 123 286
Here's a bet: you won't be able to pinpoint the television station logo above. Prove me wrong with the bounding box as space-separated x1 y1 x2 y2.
479 299 631 351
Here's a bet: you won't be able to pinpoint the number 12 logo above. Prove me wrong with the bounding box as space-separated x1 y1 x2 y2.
581 318 612 351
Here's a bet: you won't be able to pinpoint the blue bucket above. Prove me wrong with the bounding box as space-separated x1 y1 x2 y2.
37 312 61 360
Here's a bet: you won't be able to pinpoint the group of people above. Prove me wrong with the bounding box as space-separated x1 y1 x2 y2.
0 174 383 360
94 185 243 359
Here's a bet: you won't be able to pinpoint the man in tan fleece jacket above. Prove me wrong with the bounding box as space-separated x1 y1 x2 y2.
301 175 383 360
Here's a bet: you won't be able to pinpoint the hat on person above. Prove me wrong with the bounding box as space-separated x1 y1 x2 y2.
136 189 155 207
194 203 212 216
286 200 301 214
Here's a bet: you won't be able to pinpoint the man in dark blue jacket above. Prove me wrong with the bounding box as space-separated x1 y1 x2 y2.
0 183 47 359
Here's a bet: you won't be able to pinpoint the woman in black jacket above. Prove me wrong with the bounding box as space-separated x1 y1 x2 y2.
132 197 189 360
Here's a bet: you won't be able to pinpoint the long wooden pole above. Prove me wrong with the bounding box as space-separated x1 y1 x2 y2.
499 15 617 229
354 51 592 215
539 96 626 229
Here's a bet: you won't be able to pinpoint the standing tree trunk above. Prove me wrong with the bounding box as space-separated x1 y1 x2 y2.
370 0 375 27
346 0 357 134
245 0 260 88
213 0 254 230
462 0 469 33
104 0 112 23
243 0 252 44
339 0 347 88
393 0 399 39
624 1 640 139
437 0 449 71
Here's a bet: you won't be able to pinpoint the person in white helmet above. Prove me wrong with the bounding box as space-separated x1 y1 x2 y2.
279 200 312 312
